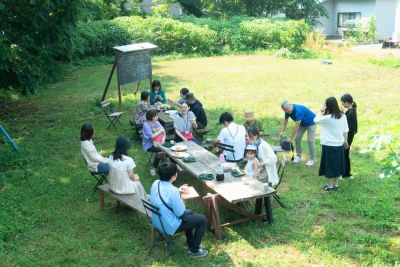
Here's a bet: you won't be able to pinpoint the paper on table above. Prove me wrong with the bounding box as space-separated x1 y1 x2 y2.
181 186 200 200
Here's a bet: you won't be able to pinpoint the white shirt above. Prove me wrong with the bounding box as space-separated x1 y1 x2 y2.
81 139 108 172
244 158 260 177
108 155 145 195
217 122 247 161
256 139 279 186
314 113 349 146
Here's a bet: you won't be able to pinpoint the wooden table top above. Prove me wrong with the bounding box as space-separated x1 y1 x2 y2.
159 141 276 204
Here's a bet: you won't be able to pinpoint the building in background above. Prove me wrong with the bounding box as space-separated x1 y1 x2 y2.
317 0 400 40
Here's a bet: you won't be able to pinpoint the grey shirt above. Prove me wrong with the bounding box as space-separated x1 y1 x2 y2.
173 112 196 133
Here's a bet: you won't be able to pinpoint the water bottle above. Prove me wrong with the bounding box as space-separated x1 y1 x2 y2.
218 153 225 163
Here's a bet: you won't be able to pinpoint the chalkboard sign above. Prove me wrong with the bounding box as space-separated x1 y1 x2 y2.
117 51 152 85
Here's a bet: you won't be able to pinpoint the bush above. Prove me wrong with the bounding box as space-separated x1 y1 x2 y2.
78 16 220 56
231 19 309 51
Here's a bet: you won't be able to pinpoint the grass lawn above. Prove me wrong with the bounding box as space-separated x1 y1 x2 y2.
1 53 399 266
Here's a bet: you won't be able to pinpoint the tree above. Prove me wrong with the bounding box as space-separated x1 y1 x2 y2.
281 0 327 26
0 0 82 94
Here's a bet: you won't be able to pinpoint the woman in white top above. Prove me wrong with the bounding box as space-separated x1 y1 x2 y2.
217 112 247 162
246 126 279 186
314 97 349 192
80 123 109 173
108 136 147 197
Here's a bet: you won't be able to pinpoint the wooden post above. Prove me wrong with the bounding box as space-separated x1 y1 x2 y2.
202 195 212 231
101 61 117 101
133 81 141 95
210 194 222 239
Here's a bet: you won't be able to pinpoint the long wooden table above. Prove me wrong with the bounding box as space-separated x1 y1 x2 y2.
158 141 276 239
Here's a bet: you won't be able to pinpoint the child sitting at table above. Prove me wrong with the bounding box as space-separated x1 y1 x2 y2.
133 91 150 125
244 144 260 178
244 111 263 136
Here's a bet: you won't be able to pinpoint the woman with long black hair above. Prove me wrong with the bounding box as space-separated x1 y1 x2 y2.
341 94 358 179
314 97 349 192
108 136 146 198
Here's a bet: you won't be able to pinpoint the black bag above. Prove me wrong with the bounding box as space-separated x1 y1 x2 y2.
280 137 295 161
280 137 292 151
158 182 193 222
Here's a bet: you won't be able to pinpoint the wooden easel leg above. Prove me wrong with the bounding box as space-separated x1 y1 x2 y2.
99 191 104 211
118 84 122 106
101 61 116 101
134 81 141 95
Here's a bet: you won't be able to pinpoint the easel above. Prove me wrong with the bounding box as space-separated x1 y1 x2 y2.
101 42 158 106
0 124 20 152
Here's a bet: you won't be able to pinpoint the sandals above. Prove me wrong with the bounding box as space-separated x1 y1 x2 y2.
323 185 339 192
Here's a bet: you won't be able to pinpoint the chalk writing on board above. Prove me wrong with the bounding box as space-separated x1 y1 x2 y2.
117 52 152 85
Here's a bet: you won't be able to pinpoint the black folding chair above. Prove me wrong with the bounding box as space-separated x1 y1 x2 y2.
83 157 108 193
146 151 155 167
273 157 286 208
217 142 235 161
101 99 124 129
142 198 178 257
130 120 143 139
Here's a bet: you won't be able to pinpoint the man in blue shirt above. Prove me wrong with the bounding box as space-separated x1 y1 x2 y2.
279 100 316 166
150 162 208 257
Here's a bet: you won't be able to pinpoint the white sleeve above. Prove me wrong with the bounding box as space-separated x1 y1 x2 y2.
189 111 196 120
83 142 107 163
259 143 277 165
343 116 349 133
217 129 225 142
126 157 136 171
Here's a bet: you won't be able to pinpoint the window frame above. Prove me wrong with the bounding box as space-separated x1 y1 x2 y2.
337 12 361 27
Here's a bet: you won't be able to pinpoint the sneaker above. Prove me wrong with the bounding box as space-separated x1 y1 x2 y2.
292 156 301 163
323 185 334 192
188 248 208 258
150 168 156 176
305 159 315 166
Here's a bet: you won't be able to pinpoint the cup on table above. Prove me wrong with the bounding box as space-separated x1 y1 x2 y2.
170 140 175 145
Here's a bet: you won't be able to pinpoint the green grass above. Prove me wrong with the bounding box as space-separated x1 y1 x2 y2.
1 54 399 266
369 56 400 68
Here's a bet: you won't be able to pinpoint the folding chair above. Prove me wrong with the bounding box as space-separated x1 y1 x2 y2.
83 157 108 193
142 198 178 257
217 142 235 161
129 120 143 139
273 156 287 208
101 99 124 129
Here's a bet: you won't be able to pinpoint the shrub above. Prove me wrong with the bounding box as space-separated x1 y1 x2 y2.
231 19 309 51
77 16 220 56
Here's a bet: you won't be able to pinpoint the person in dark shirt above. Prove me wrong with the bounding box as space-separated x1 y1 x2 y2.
186 93 208 129
341 94 358 179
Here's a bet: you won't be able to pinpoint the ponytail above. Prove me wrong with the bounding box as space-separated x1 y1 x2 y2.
352 101 357 109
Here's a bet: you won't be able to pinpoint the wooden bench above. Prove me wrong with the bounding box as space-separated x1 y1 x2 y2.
98 184 146 215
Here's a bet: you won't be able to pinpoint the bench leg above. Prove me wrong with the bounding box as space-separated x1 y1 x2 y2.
99 190 104 211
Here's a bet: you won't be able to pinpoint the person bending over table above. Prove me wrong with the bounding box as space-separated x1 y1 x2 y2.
80 123 109 174
247 126 279 186
108 136 147 198
150 80 167 105
217 112 247 163
142 109 166 176
173 103 199 144
186 93 208 129
150 162 208 258
177 87 190 106
280 100 316 166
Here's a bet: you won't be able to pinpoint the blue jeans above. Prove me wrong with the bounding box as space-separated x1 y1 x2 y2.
97 163 109 173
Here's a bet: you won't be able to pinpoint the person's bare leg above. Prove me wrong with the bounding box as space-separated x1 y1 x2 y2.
334 177 340 187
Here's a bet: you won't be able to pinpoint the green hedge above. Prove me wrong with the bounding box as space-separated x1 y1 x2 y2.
77 16 310 57
77 16 220 56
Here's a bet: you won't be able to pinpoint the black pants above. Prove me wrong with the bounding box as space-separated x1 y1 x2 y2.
147 146 162 169
176 214 207 253
344 132 355 177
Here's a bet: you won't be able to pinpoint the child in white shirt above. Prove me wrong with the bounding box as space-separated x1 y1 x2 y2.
244 144 260 178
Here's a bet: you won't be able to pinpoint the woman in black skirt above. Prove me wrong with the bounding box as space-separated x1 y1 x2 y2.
314 97 349 191
341 94 358 179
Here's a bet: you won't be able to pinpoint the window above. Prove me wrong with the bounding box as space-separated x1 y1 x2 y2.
337 12 361 27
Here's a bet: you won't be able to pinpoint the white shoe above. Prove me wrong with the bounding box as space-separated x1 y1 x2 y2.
292 156 301 163
306 159 315 166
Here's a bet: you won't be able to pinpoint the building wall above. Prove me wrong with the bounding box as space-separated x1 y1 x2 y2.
376 0 398 37
141 0 182 16
317 0 335 36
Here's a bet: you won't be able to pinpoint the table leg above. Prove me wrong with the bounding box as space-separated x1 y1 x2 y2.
211 194 222 239
202 195 212 231
255 198 263 215
264 197 273 224
99 190 104 211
